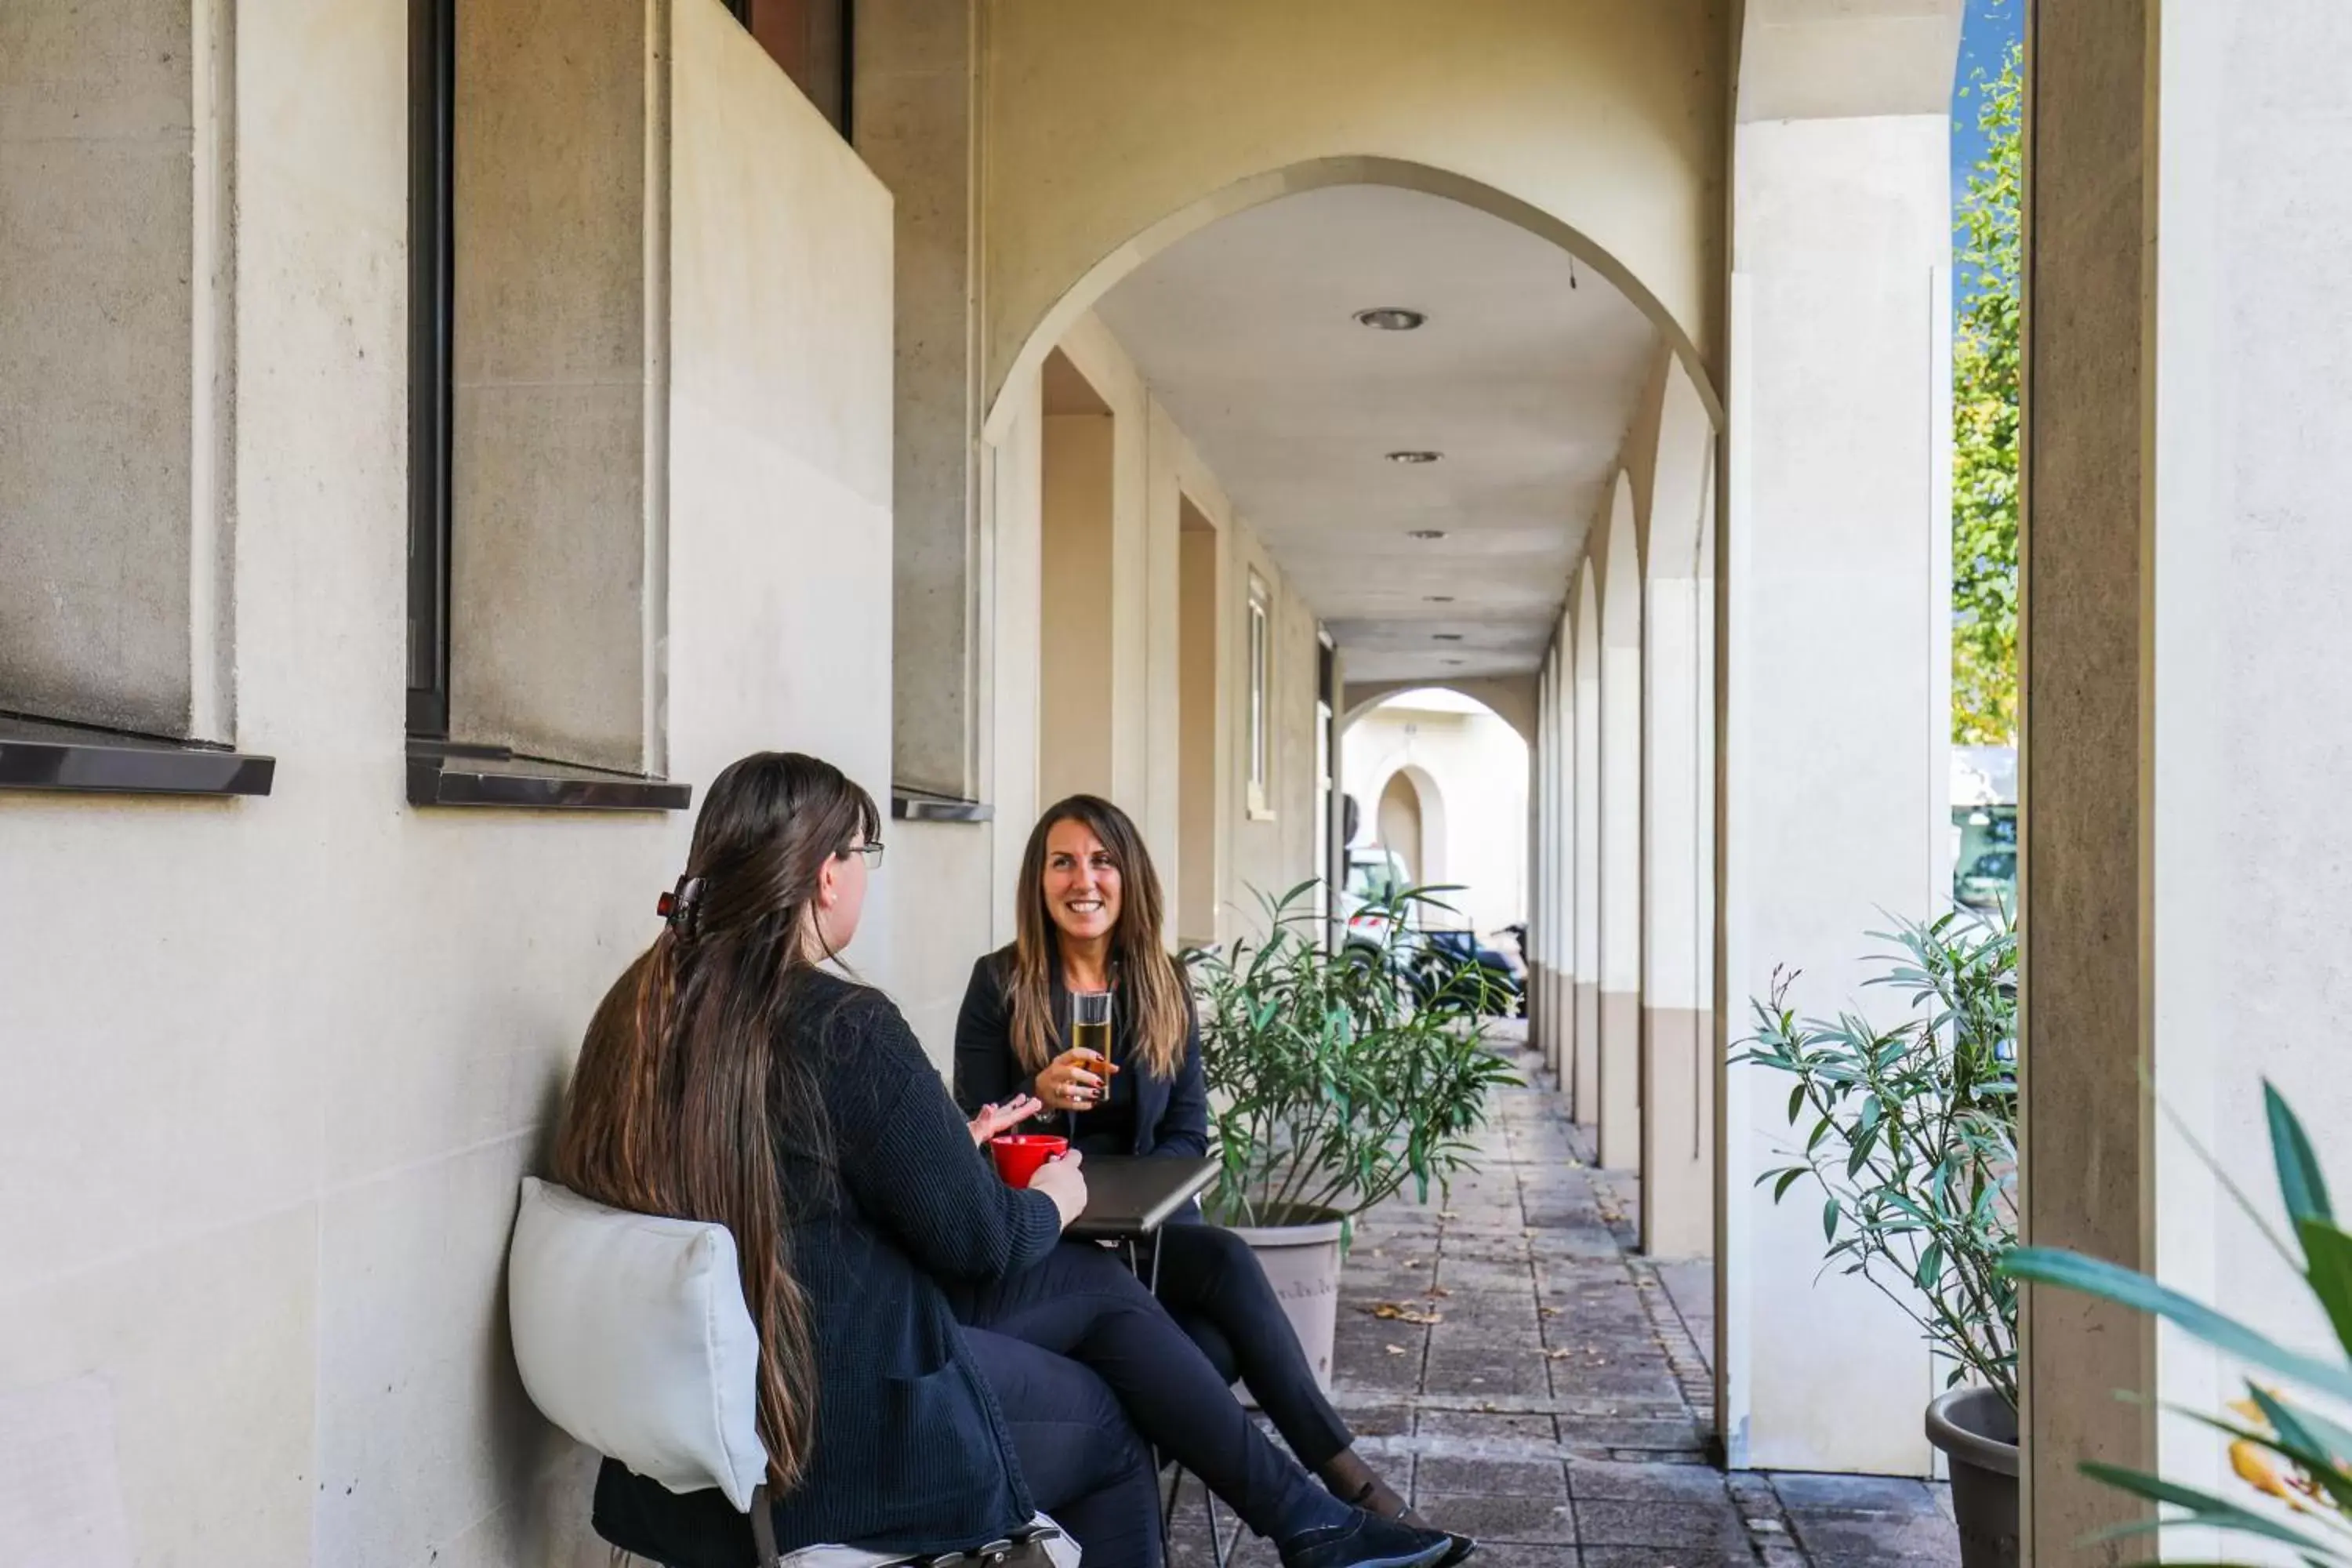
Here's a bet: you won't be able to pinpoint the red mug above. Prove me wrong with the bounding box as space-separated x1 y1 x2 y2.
989 1134 1069 1188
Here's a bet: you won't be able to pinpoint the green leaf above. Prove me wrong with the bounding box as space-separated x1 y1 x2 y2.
2073 1461 2340 1555
2298 1218 2352 1356
1824 1195 1841 1244
2003 1247 2352 1408
1788 1082 1807 1126
1915 1242 1944 1291
1773 1167 1806 1203
2269 1080 2334 1224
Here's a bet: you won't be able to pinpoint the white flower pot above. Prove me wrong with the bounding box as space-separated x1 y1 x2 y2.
1218 1208 1347 1398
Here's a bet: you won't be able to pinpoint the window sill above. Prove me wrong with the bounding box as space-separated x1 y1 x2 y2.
891 789 994 824
407 740 691 812
0 714 274 797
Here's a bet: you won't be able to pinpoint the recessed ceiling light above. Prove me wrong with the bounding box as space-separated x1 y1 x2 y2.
1433 633 1465 642
1424 594 1454 604
1387 450 1443 465
1407 529 1447 541
1354 307 1427 331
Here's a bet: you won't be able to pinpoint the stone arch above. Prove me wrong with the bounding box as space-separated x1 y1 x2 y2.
1370 762 1447 888
1340 675 1537 746
983 156 1723 445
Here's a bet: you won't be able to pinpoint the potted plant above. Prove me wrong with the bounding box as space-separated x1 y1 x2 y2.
1188 879 1519 1389
1736 911 2020 1568
2006 1084 2352 1564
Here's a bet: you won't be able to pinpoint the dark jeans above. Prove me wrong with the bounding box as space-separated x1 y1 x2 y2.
962 1327 1163 1568
957 1242 1334 1544
1152 1214 1355 1470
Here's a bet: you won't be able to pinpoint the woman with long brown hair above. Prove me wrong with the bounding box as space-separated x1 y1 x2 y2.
553 752 1156 1567
955 797 1459 1554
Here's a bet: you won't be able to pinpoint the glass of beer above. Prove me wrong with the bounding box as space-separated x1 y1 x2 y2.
1069 989 1113 1079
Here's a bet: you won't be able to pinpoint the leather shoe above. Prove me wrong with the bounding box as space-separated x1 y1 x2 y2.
1276 1513 1464 1568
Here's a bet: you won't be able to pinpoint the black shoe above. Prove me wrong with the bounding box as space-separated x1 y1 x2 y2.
1276 1512 1461 1568
1436 1534 1479 1567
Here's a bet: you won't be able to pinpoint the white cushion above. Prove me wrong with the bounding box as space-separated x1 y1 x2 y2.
507 1177 768 1513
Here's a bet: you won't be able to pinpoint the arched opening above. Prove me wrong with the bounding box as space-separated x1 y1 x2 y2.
983 156 1722 445
1376 769 1428 884
1341 687 1527 943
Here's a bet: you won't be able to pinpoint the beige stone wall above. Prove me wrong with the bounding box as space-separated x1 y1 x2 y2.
0 5 895 1564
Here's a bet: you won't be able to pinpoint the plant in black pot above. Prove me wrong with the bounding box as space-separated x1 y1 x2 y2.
1736 910 2020 1568
1188 879 1519 1389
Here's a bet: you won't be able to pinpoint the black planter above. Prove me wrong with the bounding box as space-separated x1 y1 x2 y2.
1925 1387 2019 1568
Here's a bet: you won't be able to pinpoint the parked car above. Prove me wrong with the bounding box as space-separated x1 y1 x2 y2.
1338 846 1418 945
1954 848 2015 912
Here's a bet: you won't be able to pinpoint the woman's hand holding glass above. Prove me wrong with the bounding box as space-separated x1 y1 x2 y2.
1034 1047 1116 1112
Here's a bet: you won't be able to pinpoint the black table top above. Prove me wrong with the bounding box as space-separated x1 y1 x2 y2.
1062 1155 1219 1240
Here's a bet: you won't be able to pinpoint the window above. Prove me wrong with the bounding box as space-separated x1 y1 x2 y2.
1247 575 1272 817
725 0 851 136
408 0 454 739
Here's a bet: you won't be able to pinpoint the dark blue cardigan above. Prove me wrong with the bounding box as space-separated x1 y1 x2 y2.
593 971 1063 1567
951 946 1210 1159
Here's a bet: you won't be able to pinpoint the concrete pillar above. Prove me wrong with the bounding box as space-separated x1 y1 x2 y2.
1548 632 1570 1087
1538 641 1564 1081
1640 364 1717 1255
1598 477 1644 1173
855 0 982 800
2020 2 2352 1555
1572 565 1602 1126
1719 0 1957 1472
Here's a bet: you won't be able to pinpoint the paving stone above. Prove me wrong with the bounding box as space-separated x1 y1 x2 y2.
1435 1546 1580 1568
1770 1471 1940 1515
1566 1457 1733 1504
1416 1409 1560 1445
1570 1499 1751 1552
1413 1455 1570 1498
1414 1493 1577 1544
1791 1509 1964 1563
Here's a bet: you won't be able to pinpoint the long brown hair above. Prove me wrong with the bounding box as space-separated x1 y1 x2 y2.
553 751 880 1494
1009 795 1189 1080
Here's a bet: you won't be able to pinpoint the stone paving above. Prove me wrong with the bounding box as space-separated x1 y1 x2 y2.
1166 1024 1962 1568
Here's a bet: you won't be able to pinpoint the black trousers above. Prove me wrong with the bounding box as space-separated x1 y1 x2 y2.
1151 1214 1356 1471
961 1326 1163 1568
956 1242 1334 1547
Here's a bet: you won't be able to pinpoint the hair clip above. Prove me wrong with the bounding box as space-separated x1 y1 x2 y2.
656 874 707 932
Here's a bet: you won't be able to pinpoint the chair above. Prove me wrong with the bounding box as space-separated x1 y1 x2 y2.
506 1177 1078 1568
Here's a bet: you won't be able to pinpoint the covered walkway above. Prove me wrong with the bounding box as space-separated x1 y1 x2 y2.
1171 1024 1958 1567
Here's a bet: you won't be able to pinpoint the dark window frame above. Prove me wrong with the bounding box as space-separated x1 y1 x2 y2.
408 0 456 739
723 0 854 138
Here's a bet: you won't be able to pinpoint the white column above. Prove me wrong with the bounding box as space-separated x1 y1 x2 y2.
2022 2 2352 1554
1639 367 1715 1252
1597 477 1644 1172
1572 566 1602 1126
1719 102 1954 1471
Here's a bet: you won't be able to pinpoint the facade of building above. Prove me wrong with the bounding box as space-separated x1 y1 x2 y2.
5 2 2347 1564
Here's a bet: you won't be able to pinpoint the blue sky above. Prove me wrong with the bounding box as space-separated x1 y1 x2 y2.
1951 0 2024 198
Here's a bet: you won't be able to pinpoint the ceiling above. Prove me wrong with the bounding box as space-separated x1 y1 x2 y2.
1094 183 1658 685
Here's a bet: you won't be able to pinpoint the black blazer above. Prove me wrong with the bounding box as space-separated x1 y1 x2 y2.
593 971 1062 1568
952 945 1210 1160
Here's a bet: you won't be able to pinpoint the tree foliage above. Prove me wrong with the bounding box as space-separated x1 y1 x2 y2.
1952 42 2022 744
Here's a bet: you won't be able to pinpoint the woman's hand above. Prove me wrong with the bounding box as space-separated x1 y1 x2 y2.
1033 1047 1116 1112
967 1094 1044 1146
1026 1149 1088 1231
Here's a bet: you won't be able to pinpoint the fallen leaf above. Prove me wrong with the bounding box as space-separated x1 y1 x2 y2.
1384 1345 1408 1356
1438 1210 1460 1221
1544 1348 1575 1360
1540 1306 1563 1319
1362 1302 1443 1326
1427 1286 1453 1299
